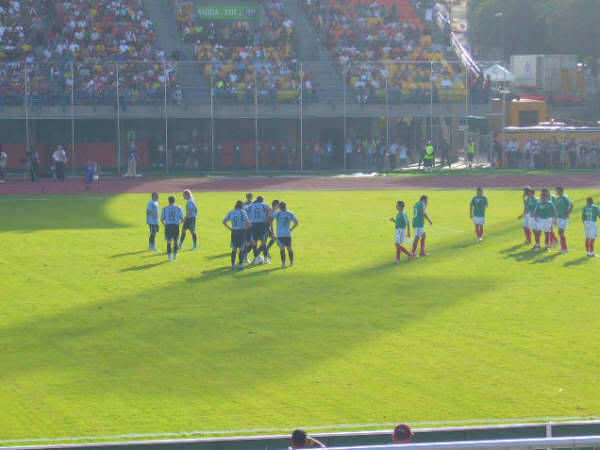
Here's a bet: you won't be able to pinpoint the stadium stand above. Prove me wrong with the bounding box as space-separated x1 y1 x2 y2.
300 0 466 104
172 0 316 103
0 0 177 106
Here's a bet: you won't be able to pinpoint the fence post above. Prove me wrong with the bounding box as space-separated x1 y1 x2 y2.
24 63 30 156
116 62 122 176
430 60 434 145
163 61 169 175
385 62 389 168
70 61 75 175
300 62 303 173
343 66 347 171
210 65 215 172
254 65 258 172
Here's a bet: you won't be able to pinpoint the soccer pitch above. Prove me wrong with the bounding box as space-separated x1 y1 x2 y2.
1 189 599 443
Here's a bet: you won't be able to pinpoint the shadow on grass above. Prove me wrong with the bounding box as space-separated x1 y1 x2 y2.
188 266 235 280
531 252 561 264
111 250 148 258
564 256 593 267
204 252 231 260
0 267 499 390
500 243 527 254
120 261 168 272
504 249 539 262
0 196 130 232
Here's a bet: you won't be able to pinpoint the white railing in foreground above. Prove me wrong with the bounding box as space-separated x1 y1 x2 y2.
328 435 600 450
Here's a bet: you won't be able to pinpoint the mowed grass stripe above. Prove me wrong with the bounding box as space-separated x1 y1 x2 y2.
0 190 598 441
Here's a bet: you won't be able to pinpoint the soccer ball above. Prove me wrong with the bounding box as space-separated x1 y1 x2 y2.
254 255 264 265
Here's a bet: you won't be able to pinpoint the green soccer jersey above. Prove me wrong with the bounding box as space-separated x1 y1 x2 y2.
413 201 426 228
555 194 573 218
582 205 600 222
471 195 488 217
395 211 409 229
535 201 557 219
549 194 557 206
525 196 539 214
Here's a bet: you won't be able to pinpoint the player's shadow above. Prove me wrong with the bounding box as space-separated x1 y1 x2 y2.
531 252 560 264
240 266 282 277
120 261 168 272
187 266 235 281
500 244 526 254
504 249 539 262
564 257 592 267
205 252 231 260
111 250 148 258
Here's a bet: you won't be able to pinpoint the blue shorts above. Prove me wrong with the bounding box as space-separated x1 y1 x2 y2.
278 237 292 248
183 217 196 232
231 230 244 249
250 223 267 243
165 224 180 241
148 224 159 234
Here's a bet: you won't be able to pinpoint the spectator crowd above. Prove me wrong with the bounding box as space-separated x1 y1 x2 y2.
498 136 600 169
301 0 465 104
0 0 178 106
172 0 316 104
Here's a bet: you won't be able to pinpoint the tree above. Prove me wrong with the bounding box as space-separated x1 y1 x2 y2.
468 0 600 59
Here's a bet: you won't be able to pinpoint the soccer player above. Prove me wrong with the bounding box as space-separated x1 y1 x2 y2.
533 191 557 252
179 189 198 250
242 193 254 261
470 187 488 242
411 195 433 257
543 188 559 246
266 199 280 259
555 187 574 253
247 195 271 264
146 192 160 251
223 200 251 270
273 201 298 268
161 195 184 261
390 201 413 263
243 192 253 208
518 187 537 245
582 197 600 257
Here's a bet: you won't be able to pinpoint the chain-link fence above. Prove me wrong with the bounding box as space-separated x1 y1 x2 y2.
2 59 504 175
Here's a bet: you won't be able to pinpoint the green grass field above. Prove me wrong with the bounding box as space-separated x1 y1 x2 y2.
1 190 599 444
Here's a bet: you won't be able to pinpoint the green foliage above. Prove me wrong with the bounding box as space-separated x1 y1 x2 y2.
468 0 600 58
0 191 599 443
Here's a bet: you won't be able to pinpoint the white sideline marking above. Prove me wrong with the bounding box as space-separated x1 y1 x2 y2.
2 416 600 444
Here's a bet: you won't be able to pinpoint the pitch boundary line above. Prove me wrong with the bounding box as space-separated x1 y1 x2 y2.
2 415 600 445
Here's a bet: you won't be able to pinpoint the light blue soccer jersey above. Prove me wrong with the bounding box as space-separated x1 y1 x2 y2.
273 210 298 237
147 200 159 225
247 202 269 223
224 209 249 230
161 205 184 225
186 198 198 218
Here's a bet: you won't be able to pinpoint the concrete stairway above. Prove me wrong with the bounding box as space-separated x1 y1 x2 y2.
143 0 210 104
283 0 344 107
